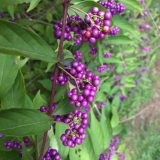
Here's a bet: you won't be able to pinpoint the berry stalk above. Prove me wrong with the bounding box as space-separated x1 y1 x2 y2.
38 1 70 160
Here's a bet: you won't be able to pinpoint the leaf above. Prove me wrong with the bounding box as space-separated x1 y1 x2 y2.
0 54 19 99
88 110 104 159
112 16 138 35
53 99 75 115
27 0 41 12
100 108 112 148
48 127 58 150
0 0 40 11
0 109 52 136
55 123 69 159
33 91 48 109
38 79 52 91
111 107 119 128
82 130 96 160
69 145 90 160
54 86 67 103
0 151 19 160
1 72 26 109
0 20 56 63
119 0 142 13
107 35 133 45
70 1 106 19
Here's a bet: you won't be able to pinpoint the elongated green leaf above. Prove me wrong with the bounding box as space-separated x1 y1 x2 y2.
0 54 19 99
0 109 52 136
100 108 112 148
53 99 75 115
27 0 41 12
0 151 19 160
1 72 26 109
111 107 119 128
82 130 96 160
55 123 69 159
107 35 133 45
0 0 40 11
0 20 56 63
33 91 48 109
88 110 104 159
70 1 106 19
113 16 139 35
71 1 106 12
119 0 142 13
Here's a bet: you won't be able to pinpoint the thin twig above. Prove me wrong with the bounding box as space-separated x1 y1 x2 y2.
119 106 154 123
58 65 81 92
38 1 70 160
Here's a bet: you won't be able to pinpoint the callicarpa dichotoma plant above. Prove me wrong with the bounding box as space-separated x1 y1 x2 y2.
0 0 159 160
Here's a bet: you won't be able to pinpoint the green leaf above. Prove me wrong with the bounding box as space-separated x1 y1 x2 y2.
1 72 27 109
0 109 52 136
119 0 142 13
0 20 56 63
100 108 112 148
112 16 138 35
111 107 119 128
0 0 40 11
38 79 52 91
27 0 41 12
33 91 48 109
107 35 133 45
0 151 19 160
55 123 69 159
69 145 90 160
0 54 19 99
53 99 75 115
82 131 96 160
70 1 106 19
88 110 104 159
54 86 67 103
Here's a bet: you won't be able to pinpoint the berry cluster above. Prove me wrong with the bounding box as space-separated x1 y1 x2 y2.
39 104 56 113
54 2 122 46
54 15 86 45
109 26 120 35
53 110 88 148
83 7 112 44
4 137 31 157
4 140 22 150
99 0 126 15
56 56 100 111
104 52 112 58
99 136 126 160
43 147 61 160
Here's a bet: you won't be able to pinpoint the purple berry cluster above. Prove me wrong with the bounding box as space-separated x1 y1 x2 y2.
54 4 122 46
94 64 107 73
53 110 88 148
39 104 56 113
99 136 126 160
109 26 120 35
74 50 83 60
54 15 85 45
4 138 31 158
57 57 100 111
4 140 22 150
43 147 61 160
83 7 112 44
99 0 126 15
104 52 112 58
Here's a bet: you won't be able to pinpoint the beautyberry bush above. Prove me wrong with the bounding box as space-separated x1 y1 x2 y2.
0 0 159 160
